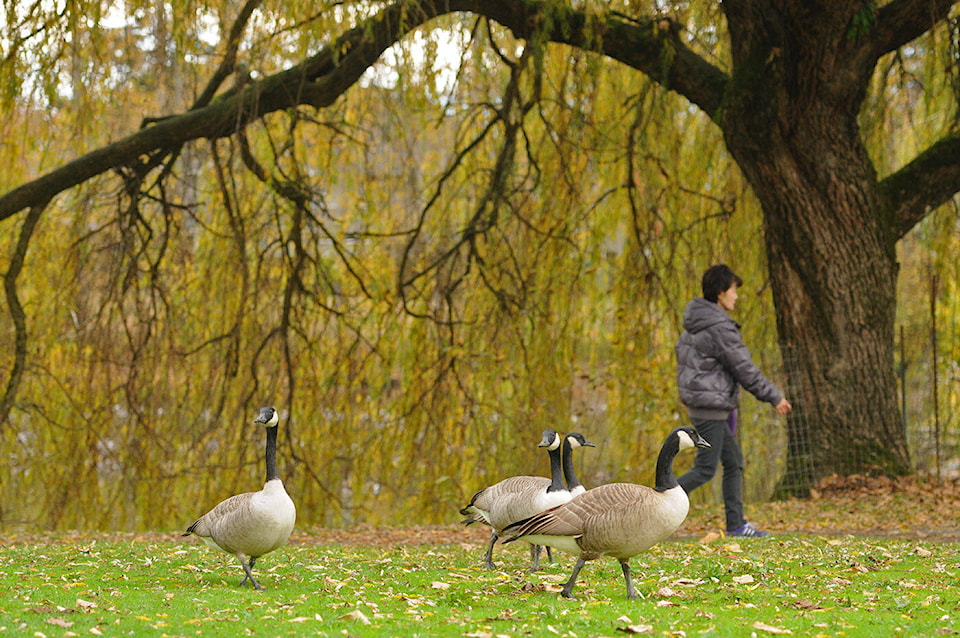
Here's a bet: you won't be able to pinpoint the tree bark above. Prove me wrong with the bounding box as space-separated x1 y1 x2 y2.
717 0 929 493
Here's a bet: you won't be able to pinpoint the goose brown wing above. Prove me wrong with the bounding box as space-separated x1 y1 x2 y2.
504 483 649 539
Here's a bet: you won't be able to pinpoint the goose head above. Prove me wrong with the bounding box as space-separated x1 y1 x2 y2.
675 426 710 450
564 432 595 450
537 429 561 451
255 406 280 427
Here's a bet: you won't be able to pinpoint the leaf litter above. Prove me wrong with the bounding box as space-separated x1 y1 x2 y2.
2 475 960 637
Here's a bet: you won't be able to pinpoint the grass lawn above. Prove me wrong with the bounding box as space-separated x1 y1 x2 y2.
2 524 959 637
3 477 960 637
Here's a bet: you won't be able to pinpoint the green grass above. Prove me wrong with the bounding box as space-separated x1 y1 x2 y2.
1 532 958 637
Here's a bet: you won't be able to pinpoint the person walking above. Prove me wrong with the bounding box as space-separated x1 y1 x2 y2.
675 264 791 537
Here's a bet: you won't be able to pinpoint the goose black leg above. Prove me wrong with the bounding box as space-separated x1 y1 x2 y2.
239 557 264 590
561 557 586 599
528 545 553 572
484 532 498 570
620 559 637 600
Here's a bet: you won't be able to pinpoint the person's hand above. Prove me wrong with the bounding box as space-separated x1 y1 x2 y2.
774 398 792 415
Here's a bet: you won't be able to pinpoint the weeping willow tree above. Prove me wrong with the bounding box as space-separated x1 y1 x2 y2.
1 0 959 530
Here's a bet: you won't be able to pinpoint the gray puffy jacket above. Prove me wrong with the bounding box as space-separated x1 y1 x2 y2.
675 297 783 420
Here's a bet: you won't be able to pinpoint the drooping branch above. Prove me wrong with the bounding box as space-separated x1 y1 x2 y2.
0 0 730 224
190 0 265 111
0 0 437 222
0 199 47 426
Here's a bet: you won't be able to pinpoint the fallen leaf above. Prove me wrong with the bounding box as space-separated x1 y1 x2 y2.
616 623 654 634
699 531 722 544
656 586 681 597
753 621 792 634
673 578 705 587
76 599 97 611
430 581 450 590
792 599 822 610
733 574 755 584
338 610 371 625
46 617 75 628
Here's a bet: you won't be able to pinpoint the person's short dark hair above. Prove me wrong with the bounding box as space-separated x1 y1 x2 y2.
702 264 743 302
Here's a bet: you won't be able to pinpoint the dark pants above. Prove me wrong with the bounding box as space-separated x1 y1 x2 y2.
677 417 745 531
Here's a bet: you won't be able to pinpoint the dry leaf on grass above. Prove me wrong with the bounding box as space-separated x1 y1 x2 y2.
46 617 75 628
338 610 371 625
616 623 654 634
699 531 722 544
753 621 792 634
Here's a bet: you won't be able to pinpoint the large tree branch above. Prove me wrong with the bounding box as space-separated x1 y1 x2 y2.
0 0 728 223
879 131 960 239
869 0 959 59
456 0 728 117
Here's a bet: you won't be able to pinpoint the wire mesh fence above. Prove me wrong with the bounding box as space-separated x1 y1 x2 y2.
687 312 958 511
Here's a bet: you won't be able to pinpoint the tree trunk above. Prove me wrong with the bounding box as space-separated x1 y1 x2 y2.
719 4 913 495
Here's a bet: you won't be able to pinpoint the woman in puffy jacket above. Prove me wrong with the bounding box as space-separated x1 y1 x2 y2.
675 264 791 537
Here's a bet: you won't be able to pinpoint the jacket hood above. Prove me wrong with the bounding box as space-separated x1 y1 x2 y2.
682 297 734 334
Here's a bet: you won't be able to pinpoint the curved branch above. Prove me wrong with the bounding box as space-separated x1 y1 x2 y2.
452 0 728 117
0 0 728 223
190 0 264 111
879 131 960 239
1 199 47 426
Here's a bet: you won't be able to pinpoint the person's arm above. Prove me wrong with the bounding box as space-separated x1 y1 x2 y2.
715 323 788 410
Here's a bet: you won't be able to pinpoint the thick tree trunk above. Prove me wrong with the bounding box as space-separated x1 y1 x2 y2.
737 145 912 492
719 2 913 495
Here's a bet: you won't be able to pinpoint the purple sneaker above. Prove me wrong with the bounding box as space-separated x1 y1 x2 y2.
728 522 770 538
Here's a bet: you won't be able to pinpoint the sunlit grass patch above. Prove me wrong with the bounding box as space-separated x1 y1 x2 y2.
1 533 959 636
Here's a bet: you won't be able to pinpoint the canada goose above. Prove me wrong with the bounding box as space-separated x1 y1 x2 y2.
183 406 296 590
460 429 570 571
562 432 595 495
501 426 709 599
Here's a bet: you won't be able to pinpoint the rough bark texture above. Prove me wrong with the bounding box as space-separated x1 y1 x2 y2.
715 0 940 491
